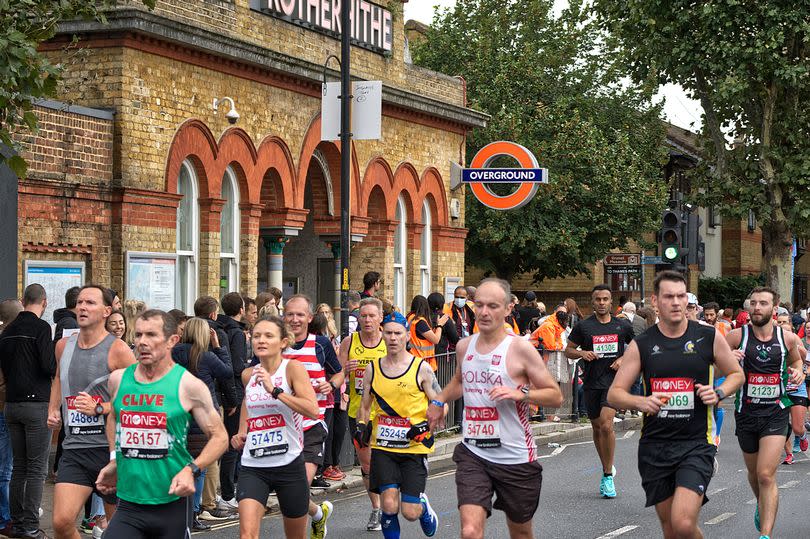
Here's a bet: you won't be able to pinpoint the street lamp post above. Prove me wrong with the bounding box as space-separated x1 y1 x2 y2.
339 0 352 338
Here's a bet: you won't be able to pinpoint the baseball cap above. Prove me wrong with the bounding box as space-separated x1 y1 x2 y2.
687 293 698 305
525 291 537 301
383 311 409 329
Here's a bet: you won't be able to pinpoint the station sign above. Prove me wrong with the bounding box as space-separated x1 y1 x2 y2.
252 0 393 54
450 141 549 211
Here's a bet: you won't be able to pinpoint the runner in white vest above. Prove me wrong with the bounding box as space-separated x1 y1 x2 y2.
428 278 563 539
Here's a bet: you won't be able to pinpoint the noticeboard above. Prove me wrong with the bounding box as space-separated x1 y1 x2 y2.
126 252 177 311
24 260 86 325
444 277 462 304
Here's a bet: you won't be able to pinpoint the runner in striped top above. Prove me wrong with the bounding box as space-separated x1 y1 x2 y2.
427 279 562 539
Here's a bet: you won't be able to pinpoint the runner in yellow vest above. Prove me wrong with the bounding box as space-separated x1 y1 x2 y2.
337 297 387 531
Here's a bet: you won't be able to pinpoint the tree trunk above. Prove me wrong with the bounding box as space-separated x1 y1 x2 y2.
762 221 793 302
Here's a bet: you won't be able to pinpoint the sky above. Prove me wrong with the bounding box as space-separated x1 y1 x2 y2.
403 1 704 132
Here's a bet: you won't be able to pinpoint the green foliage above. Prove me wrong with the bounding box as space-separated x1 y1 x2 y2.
593 0 810 295
698 275 765 310
0 0 156 177
411 0 669 282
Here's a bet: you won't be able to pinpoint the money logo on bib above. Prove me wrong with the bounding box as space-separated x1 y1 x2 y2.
246 414 289 457
120 410 168 459
66 395 105 436
464 406 501 448
651 378 694 420
592 334 619 357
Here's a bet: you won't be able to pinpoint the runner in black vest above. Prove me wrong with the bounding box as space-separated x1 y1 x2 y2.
608 271 743 539
725 287 804 539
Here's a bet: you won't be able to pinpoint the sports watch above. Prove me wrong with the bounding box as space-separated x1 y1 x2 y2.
186 461 202 478
271 386 285 400
520 386 530 402
94 403 105 416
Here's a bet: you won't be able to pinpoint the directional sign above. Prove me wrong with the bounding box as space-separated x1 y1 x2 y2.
604 254 640 266
606 265 641 275
641 255 663 265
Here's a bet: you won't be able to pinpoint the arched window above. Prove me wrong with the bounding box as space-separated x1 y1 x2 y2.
393 196 407 312
220 166 240 293
176 161 199 313
420 201 432 296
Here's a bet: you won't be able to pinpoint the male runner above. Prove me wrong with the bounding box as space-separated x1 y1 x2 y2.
337 297 386 530
775 312 809 464
726 287 805 539
703 302 729 446
282 295 344 539
608 271 744 539
354 311 439 538
428 278 563 539
565 284 634 498
95 309 228 537
48 285 136 539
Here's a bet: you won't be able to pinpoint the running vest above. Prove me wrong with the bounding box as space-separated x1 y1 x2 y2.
735 324 791 415
461 334 536 465
283 334 326 431
242 359 303 468
369 356 433 455
60 333 115 450
113 363 191 505
407 314 436 370
347 331 386 419
637 321 716 443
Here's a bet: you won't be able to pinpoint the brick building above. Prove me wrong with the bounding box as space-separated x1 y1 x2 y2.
15 0 486 316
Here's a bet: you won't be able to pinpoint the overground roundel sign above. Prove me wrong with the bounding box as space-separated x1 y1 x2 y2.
450 141 549 211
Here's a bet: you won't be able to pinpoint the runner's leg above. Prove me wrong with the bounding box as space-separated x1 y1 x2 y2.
742 451 760 499
592 406 616 474
668 486 704 539
358 446 380 509
504 518 533 539
459 504 487 539
755 435 783 537
237 498 265 539
52 483 92 539
653 496 675 539
379 487 401 538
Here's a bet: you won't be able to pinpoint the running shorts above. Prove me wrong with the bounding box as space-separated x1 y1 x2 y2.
368 449 428 499
789 395 809 408
104 497 192 539
735 407 790 454
236 456 309 518
637 439 716 507
55 447 117 504
302 423 327 466
452 443 542 524
583 388 614 420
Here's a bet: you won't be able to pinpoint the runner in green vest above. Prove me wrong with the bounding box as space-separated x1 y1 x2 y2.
96 309 228 538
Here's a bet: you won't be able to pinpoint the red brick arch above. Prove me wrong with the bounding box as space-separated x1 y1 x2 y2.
419 167 449 226
391 162 421 223
360 156 395 220
165 119 218 196
215 127 257 202
254 135 296 207
296 115 361 212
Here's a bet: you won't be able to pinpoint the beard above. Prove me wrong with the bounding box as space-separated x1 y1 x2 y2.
750 312 772 327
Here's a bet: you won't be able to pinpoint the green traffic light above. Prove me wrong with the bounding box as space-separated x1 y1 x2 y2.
663 246 680 261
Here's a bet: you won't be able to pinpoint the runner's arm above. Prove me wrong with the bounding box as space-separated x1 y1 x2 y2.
710 328 745 399
47 340 66 427
321 338 345 390
108 339 137 371
418 361 441 401
184 374 228 470
607 340 662 414
433 338 466 405
282 360 320 419
724 328 744 362
786 332 806 384
105 369 124 454
493 338 561 407
337 336 351 371
356 363 375 425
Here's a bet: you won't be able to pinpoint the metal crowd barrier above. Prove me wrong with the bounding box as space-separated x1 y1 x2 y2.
432 351 461 433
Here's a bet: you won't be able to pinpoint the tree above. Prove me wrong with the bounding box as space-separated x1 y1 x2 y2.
0 0 155 177
593 0 810 299
411 0 669 283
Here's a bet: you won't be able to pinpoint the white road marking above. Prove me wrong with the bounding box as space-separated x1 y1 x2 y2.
623 430 636 439
746 498 757 505
779 480 800 489
705 512 736 525
594 525 639 538
707 487 727 496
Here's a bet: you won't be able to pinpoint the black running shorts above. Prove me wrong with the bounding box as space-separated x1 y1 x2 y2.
55 447 117 504
637 439 716 507
452 443 543 524
583 388 615 420
735 407 790 454
236 456 309 518
104 497 192 538
368 449 428 499
302 423 327 466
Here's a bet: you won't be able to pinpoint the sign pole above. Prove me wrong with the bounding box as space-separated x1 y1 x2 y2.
639 250 645 305
339 0 351 338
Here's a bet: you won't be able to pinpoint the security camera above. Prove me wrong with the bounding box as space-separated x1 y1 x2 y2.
213 97 239 125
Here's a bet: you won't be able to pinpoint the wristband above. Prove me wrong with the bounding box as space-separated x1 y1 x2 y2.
430 399 444 407
109 451 116 461
715 388 726 402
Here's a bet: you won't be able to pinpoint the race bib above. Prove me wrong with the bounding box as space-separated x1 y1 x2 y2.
375 415 411 449
246 414 288 458
463 406 501 448
119 410 168 459
651 378 694 420
354 368 365 393
593 334 619 357
747 373 781 400
66 395 104 435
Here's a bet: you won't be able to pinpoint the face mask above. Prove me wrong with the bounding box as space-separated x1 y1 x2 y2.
454 298 467 308
556 311 568 325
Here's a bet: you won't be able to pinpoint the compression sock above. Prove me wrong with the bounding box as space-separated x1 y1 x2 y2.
603 472 613 477
381 512 400 539
312 505 324 522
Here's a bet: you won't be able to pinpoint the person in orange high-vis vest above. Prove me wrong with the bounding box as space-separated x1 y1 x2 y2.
406 296 447 371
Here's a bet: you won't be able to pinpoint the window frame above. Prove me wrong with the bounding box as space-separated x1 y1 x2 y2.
176 160 199 313
393 196 407 312
420 201 431 296
219 166 240 293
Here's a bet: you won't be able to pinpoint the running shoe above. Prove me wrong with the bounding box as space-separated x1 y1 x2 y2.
755 505 761 532
310 501 333 539
322 466 346 481
79 519 95 534
91 525 105 539
419 493 438 537
311 475 330 488
600 475 617 498
783 453 794 465
366 508 382 531
801 435 809 452
793 436 801 453
199 508 237 520
192 514 211 532
217 497 239 510
759 536 770 539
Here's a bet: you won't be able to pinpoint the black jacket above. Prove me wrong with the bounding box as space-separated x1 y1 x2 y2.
0 311 56 402
171 343 235 408
53 308 79 342
216 315 247 394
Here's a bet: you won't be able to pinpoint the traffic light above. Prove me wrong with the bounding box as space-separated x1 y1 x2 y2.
661 209 683 263
686 213 704 267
